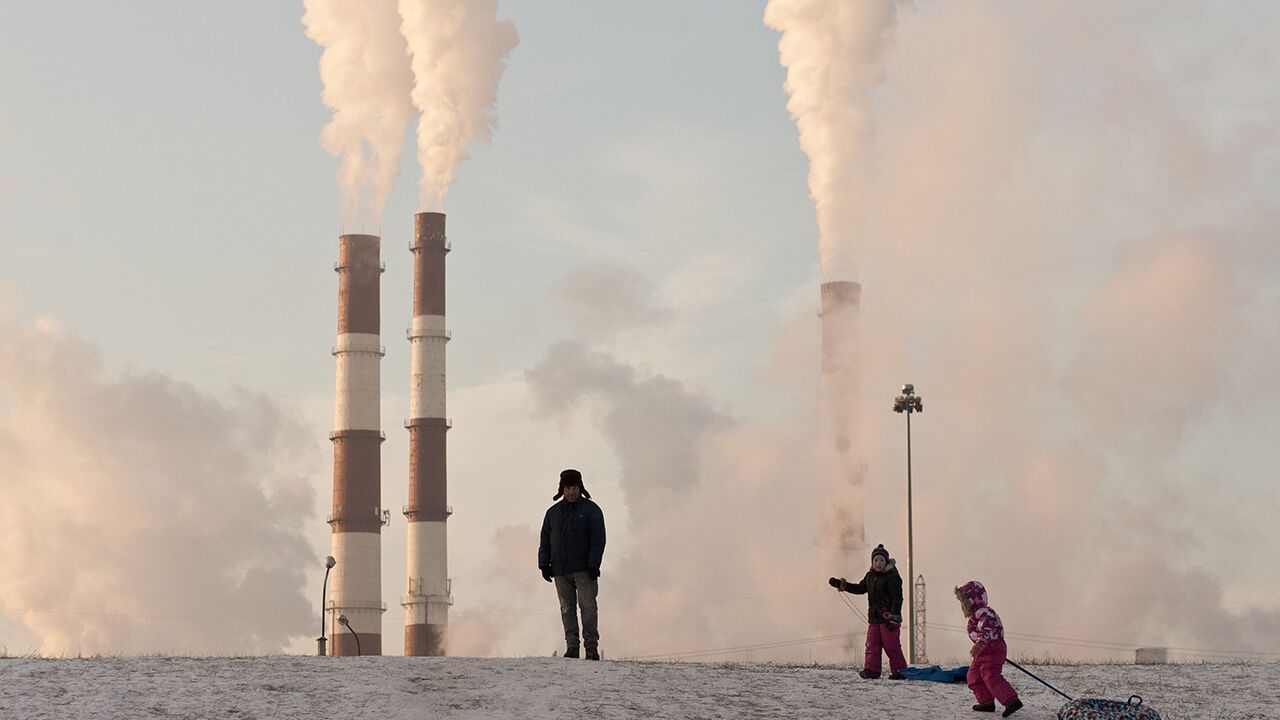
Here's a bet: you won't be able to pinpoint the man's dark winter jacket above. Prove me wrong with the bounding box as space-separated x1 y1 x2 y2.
538 498 606 577
841 559 904 625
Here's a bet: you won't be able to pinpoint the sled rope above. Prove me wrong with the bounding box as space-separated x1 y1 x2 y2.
1005 659 1073 701
833 587 869 623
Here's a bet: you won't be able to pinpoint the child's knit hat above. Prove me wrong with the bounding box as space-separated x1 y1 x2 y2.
870 544 890 563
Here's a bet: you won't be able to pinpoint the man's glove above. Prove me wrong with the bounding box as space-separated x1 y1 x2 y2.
589 568 601 580
540 566 553 583
828 577 844 590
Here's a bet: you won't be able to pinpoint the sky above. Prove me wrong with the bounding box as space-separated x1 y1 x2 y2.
1 1 1279 663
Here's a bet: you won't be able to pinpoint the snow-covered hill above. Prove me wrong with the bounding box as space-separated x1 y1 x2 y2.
1 657 1275 719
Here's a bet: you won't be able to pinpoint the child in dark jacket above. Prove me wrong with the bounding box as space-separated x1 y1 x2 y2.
956 580 1022 717
829 544 908 679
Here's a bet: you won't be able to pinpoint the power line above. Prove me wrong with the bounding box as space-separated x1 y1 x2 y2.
627 592 867 662
932 622 1134 650
990 582 1275 611
931 621 1280 659
451 589 832 622
5 588 834 626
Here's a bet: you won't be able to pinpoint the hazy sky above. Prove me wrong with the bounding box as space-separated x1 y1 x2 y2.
2 1 1278 662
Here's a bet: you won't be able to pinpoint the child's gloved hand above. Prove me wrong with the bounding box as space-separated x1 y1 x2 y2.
828 577 844 590
886 613 902 625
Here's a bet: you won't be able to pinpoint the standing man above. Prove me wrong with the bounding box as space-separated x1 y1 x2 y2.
538 468 606 660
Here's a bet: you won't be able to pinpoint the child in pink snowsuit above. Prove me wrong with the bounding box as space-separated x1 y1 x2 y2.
956 581 1022 717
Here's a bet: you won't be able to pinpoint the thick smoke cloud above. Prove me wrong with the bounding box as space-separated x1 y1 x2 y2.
843 1 1280 661
527 341 727 523
1068 239 1238 457
0 309 318 655
398 0 518 211
303 0 415 228
458 2 1279 663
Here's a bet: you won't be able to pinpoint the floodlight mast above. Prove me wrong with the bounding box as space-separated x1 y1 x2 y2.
893 384 924 664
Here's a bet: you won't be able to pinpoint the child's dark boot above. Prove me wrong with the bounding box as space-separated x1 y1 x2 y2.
858 669 880 679
972 702 996 712
1001 698 1023 717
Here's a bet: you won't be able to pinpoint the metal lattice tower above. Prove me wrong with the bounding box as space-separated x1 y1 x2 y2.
913 574 928 664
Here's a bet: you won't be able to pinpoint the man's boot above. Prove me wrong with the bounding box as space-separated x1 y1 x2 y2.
585 648 600 661
563 647 580 659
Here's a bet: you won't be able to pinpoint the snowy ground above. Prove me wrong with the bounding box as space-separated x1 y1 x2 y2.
1 656 1276 719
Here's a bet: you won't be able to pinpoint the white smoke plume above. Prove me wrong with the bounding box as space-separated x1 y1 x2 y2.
0 308 319 655
809 1 1280 662
763 0 904 279
303 0 415 228
398 0 518 211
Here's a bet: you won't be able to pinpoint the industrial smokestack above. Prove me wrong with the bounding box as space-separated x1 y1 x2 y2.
329 234 386 656
403 212 451 656
820 281 860 382
819 280 864 556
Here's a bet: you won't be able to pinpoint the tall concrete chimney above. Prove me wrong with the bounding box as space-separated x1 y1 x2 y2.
819 280 864 555
403 212 452 655
329 234 386 656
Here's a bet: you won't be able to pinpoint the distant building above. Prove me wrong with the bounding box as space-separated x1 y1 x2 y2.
1135 647 1168 664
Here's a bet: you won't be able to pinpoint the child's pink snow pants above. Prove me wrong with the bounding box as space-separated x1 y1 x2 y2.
864 622 907 675
967 639 1018 705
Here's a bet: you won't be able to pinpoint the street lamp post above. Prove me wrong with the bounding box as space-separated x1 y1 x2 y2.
893 383 924 665
317 555 336 656
338 614 361 656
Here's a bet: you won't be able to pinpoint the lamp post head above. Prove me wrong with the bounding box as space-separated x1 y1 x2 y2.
893 384 924 413
324 556 336 569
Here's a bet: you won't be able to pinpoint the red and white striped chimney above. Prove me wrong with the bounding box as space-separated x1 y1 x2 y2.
819 280 865 554
329 234 386 656
403 212 452 656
